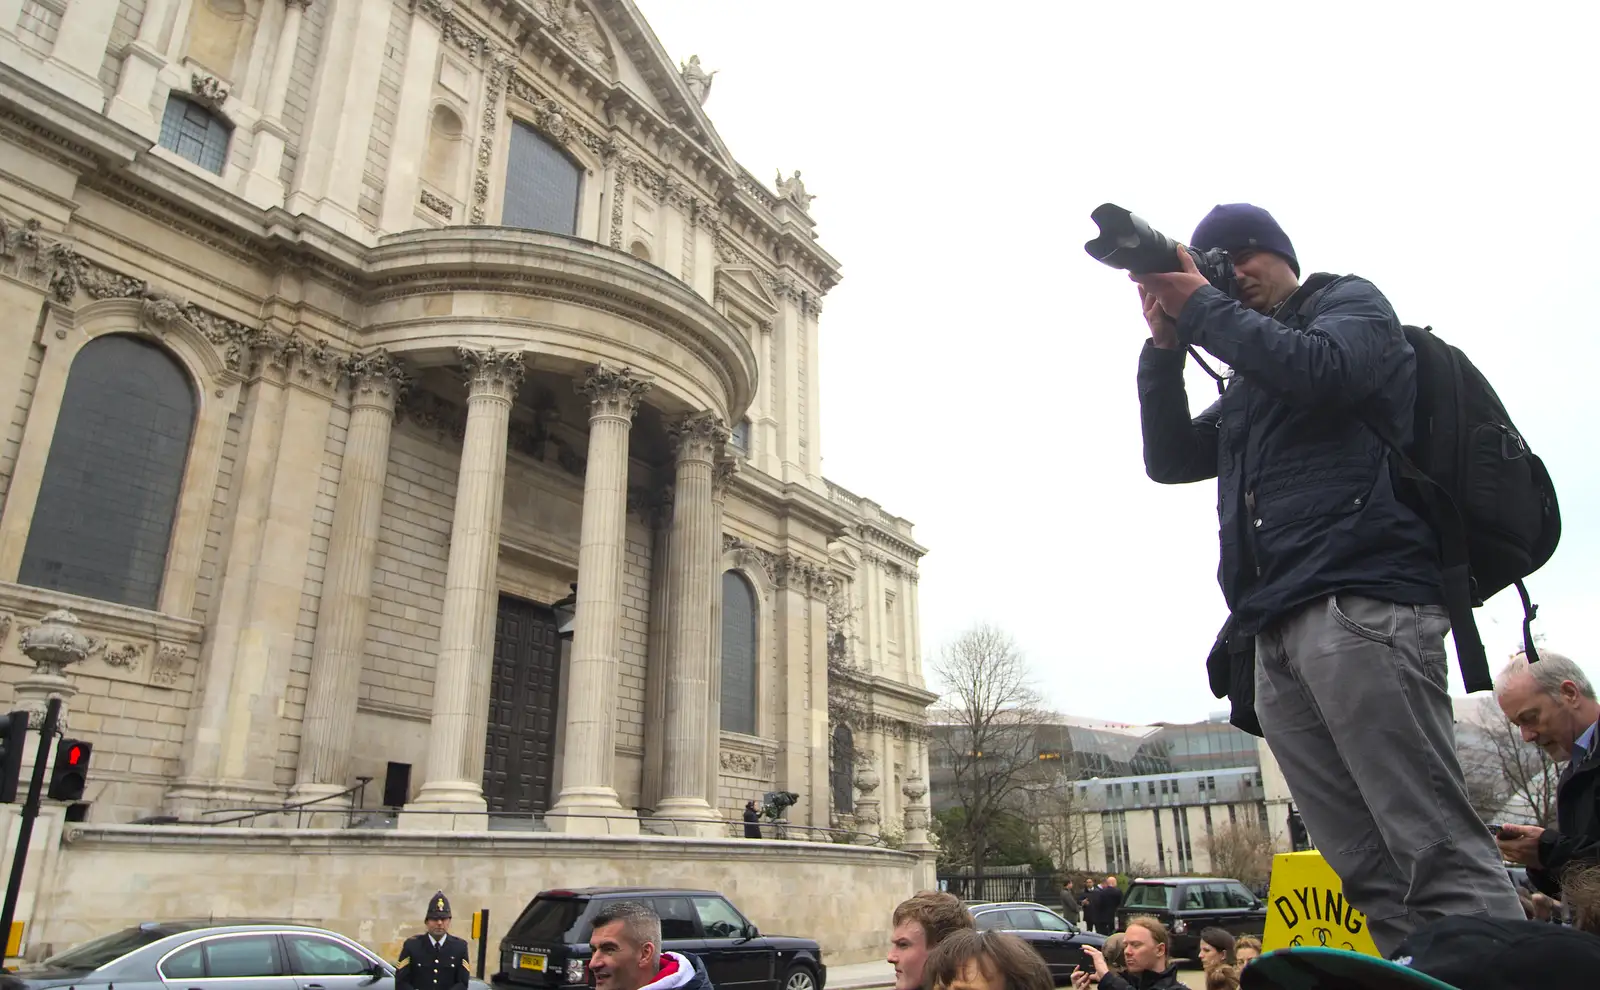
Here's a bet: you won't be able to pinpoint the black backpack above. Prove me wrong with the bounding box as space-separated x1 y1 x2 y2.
1284 275 1562 692
1376 323 1561 691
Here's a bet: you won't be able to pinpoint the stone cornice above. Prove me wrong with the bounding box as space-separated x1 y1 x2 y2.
61 823 918 864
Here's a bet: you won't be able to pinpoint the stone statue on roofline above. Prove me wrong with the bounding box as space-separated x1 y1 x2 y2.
681 55 717 104
775 169 814 210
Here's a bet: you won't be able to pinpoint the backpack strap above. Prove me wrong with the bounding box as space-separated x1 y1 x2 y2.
1353 333 1521 691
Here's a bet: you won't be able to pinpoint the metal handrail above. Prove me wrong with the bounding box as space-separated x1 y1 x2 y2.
184 800 887 845
196 776 372 828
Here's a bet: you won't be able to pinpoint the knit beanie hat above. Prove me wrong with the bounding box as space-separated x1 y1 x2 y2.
1191 204 1299 276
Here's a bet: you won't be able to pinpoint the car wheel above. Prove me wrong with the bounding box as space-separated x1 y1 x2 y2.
783 964 817 990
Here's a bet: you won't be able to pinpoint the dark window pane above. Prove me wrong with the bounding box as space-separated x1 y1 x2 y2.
504 121 580 235
19 335 195 609
652 897 698 940
285 935 370 976
830 724 854 814
719 571 758 735
159 96 231 173
161 945 205 979
203 935 281 978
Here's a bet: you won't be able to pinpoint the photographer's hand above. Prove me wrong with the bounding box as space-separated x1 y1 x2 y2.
1139 285 1180 350
1132 245 1209 333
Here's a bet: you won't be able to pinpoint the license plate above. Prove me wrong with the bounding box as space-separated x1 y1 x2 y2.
518 953 548 972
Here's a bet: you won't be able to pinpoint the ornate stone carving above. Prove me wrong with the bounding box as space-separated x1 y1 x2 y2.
577 363 652 419
668 411 728 462
853 758 881 796
344 348 410 406
775 170 814 210
711 454 739 501
539 0 611 71
152 642 187 687
419 190 454 219
609 165 626 249
459 346 524 399
409 0 487 60
680 55 716 105
901 772 928 805
18 610 93 677
719 751 758 774
102 643 145 670
284 0 313 10
0 614 9 644
469 48 513 224
723 535 778 580
190 72 230 109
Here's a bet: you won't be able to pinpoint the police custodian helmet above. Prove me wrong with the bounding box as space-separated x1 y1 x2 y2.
426 891 452 920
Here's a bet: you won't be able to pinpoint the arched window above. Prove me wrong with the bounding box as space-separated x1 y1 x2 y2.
831 724 855 814
422 105 465 192
19 335 196 609
504 121 581 235
159 95 232 174
628 240 651 262
719 570 758 735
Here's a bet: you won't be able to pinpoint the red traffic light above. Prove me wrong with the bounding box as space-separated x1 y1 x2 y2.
66 744 83 767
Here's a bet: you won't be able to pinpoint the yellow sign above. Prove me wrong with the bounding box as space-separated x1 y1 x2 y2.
472 911 482 940
6 921 21 957
1262 851 1380 957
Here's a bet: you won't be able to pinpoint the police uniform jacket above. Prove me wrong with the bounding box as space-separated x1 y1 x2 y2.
396 932 471 990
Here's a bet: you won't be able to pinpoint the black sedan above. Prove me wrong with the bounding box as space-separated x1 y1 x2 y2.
968 903 1105 985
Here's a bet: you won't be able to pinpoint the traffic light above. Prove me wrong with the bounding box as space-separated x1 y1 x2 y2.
46 739 91 802
0 711 26 804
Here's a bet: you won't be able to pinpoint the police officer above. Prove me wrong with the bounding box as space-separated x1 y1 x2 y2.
397 891 471 990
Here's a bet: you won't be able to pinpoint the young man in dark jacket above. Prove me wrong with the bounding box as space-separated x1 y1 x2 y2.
1131 204 1522 955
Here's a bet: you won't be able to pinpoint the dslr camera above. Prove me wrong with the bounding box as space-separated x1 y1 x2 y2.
1084 203 1239 299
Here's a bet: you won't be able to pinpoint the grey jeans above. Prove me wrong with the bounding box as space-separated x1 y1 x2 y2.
1254 593 1523 955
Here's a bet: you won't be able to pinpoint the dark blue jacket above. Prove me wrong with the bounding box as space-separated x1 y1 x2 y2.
1137 275 1443 637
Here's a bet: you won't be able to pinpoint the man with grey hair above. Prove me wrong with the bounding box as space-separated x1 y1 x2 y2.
588 901 712 990
1494 650 1600 897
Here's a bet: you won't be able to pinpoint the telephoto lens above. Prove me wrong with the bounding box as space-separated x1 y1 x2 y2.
1084 203 1237 296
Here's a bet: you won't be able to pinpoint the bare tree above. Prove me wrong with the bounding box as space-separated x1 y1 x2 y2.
1025 778 1102 873
1458 696 1559 828
929 624 1051 876
1203 823 1275 887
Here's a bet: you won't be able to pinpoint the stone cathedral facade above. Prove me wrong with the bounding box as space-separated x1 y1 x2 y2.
0 0 936 840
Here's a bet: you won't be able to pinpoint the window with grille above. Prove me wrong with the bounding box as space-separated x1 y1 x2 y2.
729 418 751 456
19 335 196 609
503 121 581 235
720 571 758 735
159 96 232 174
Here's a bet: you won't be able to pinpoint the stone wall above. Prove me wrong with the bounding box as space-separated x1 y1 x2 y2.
39 827 932 966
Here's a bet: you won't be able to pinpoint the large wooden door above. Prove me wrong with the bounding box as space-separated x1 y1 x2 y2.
483 595 562 814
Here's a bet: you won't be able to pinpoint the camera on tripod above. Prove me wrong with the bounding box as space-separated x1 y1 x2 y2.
1083 203 1239 299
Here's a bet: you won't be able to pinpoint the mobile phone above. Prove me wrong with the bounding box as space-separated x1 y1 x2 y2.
1078 947 1096 970
1487 823 1506 836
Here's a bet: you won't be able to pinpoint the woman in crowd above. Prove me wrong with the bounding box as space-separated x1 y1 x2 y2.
1196 929 1235 973
1232 936 1261 967
923 929 1053 990
1204 965 1240 990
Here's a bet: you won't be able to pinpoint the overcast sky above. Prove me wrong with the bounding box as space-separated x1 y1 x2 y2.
639 1 1600 722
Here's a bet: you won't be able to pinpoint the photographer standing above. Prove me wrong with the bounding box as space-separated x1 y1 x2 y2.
1131 204 1521 954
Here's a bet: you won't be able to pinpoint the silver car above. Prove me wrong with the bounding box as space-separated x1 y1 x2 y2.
14 921 490 990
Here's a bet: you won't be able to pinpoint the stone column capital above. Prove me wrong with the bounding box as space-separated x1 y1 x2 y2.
669 412 728 464
459 346 524 400
345 349 410 411
578 363 652 420
711 454 739 502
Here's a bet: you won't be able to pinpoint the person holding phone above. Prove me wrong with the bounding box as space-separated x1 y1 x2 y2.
1071 918 1180 990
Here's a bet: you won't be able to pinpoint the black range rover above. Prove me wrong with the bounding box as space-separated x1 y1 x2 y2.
495 887 826 990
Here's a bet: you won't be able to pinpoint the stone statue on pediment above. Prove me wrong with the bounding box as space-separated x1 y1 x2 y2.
681 55 717 105
775 170 814 210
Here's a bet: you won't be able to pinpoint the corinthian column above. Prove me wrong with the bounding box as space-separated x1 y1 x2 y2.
653 413 728 834
293 352 406 803
549 364 652 835
705 455 738 811
405 347 522 823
